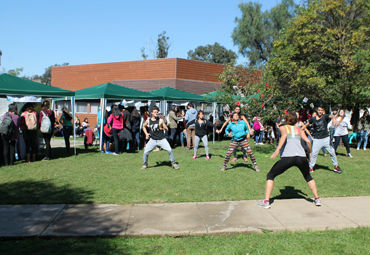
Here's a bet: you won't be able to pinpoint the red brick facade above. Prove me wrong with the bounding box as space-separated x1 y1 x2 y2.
51 58 225 93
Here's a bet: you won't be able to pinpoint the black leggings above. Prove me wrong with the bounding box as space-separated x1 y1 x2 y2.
1 135 15 166
266 156 313 182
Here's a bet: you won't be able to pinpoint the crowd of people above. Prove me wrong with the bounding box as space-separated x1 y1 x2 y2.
0 99 369 209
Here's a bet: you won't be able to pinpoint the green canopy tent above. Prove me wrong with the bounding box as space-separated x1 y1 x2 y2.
75 83 161 151
0 73 79 155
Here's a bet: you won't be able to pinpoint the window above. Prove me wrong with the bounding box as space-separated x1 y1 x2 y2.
76 102 88 113
90 103 99 114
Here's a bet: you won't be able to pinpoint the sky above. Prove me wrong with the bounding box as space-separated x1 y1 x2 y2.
1 0 286 76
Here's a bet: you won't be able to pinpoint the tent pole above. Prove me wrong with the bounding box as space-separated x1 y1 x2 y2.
99 98 105 151
212 102 216 144
71 96 77 155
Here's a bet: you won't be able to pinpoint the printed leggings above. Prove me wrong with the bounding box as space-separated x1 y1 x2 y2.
224 139 257 167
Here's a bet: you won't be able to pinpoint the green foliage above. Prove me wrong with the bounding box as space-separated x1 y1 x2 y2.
41 63 69 85
187 42 237 65
232 0 297 67
266 0 370 109
7 67 23 77
156 31 170 59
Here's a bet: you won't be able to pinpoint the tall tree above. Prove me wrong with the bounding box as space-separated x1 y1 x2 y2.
41 63 69 85
266 0 370 110
7 67 23 77
187 43 237 64
156 31 170 59
232 0 297 67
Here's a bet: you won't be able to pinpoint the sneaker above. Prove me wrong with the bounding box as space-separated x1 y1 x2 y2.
309 168 315 173
105 151 113 154
257 200 271 209
111 152 119 156
192 155 197 160
323 152 327 157
221 166 226 171
231 157 237 162
333 166 343 174
141 164 147 170
206 155 210 160
42 157 50 161
348 153 353 158
357 148 360 151
243 157 248 162
172 163 180 170
254 165 260 172
314 198 322 206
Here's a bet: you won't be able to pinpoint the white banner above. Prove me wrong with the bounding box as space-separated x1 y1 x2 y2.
7 96 42 102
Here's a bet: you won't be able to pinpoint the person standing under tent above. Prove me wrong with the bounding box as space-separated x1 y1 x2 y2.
107 105 124 155
141 106 179 170
39 100 55 160
258 111 321 209
221 112 259 172
0 103 20 166
59 107 73 153
168 105 183 148
302 105 343 173
333 109 353 158
357 109 370 151
185 102 197 150
186 110 214 160
131 107 141 151
20 103 38 162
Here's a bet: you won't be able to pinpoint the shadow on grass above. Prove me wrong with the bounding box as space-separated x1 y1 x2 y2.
271 186 313 204
229 162 255 171
39 147 100 161
313 164 332 171
0 180 94 204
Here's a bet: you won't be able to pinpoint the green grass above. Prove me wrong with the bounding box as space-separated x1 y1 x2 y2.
1 227 369 255
0 140 369 204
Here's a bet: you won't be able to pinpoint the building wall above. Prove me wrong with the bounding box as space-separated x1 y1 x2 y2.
52 58 177 91
51 58 226 92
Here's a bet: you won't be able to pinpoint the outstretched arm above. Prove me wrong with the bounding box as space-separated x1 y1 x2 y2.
241 115 254 135
216 116 231 133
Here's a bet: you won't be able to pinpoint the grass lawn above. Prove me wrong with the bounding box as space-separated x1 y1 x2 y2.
0 140 369 204
0 227 369 255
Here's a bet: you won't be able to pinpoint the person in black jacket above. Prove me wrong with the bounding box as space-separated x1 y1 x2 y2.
186 110 214 160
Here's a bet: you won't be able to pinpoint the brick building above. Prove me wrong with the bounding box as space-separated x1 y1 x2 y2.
51 58 228 94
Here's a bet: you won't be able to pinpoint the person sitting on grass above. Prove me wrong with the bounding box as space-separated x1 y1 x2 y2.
258 111 321 209
221 112 258 172
186 110 214 160
141 106 179 170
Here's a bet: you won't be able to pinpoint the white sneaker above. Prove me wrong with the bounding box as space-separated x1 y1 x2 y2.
257 200 271 209
314 198 322 206
348 153 353 158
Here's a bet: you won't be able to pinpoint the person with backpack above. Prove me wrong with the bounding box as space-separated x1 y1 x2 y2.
20 103 38 163
38 100 55 160
107 105 124 155
0 103 20 166
59 107 73 153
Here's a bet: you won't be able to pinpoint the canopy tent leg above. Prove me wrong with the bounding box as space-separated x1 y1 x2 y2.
71 96 77 155
99 98 106 152
212 102 216 144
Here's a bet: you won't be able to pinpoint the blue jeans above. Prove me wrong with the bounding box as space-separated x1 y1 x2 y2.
254 130 264 143
329 126 336 148
180 131 187 146
357 130 369 149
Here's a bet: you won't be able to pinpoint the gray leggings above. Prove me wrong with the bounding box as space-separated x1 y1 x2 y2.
194 135 209 156
143 138 175 164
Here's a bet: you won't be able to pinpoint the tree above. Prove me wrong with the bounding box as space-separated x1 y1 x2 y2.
232 0 297 67
41 63 69 85
187 43 237 64
7 67 23 77
140 47 148 60
156 31 170 59
266 0 370 111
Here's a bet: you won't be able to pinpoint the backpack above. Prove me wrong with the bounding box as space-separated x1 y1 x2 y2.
0 113 16 137
40 111 52 133
23 112 37 130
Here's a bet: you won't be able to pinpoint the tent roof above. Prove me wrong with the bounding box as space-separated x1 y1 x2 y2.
75 83 161 100
150 87 204 101
0 73 74 97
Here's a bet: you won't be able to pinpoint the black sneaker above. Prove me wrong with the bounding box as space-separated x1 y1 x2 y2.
333 166 342 174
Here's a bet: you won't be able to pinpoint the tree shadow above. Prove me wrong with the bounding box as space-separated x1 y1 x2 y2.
0 180 136 254
0 180 94 205
270 186 313 204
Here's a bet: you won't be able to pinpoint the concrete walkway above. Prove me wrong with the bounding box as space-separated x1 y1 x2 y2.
0 196 369 237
